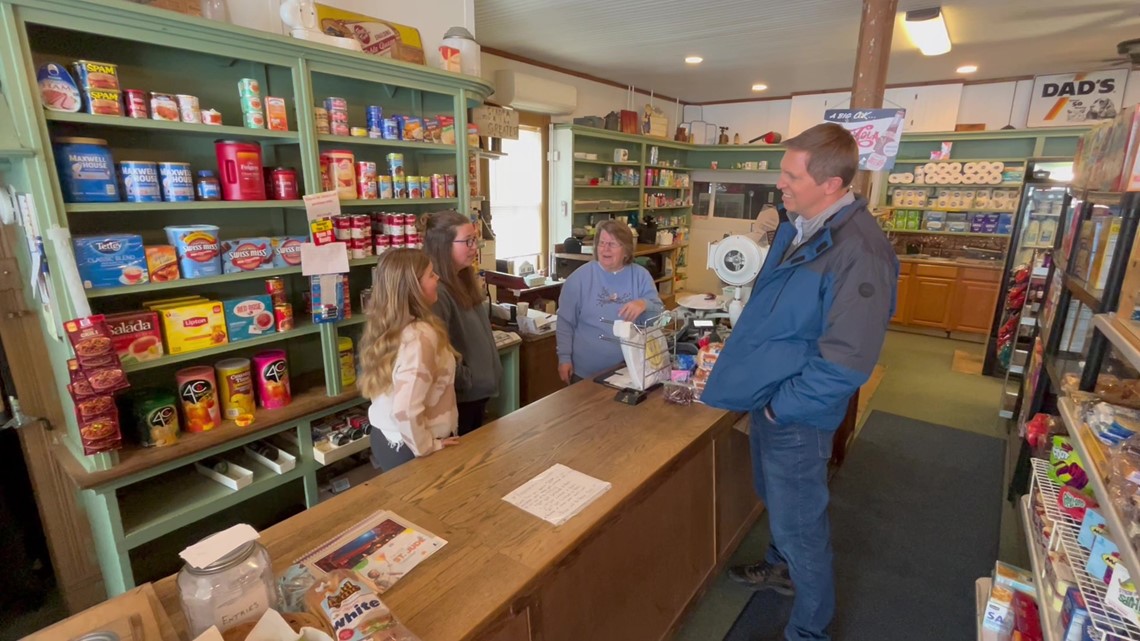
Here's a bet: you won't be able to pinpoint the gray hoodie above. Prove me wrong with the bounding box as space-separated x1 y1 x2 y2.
433 287 502 402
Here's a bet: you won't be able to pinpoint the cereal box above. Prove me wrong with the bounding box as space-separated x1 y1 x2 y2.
104 311 164 364
73 234 148 289
145 245 180 282
223 295 277 342
270 236 307 268
220 237 273 274
160 300 228 355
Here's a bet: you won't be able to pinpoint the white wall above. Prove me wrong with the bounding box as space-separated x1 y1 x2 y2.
702 71 1140 139
481 53 643 123
229 0 474 64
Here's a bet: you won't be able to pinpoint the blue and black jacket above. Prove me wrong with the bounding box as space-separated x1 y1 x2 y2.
701 196 899 431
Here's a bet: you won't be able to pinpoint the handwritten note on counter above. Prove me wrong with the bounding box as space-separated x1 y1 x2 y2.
502 464 612 526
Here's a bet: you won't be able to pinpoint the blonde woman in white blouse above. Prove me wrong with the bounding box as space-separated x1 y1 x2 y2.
359 249 461 469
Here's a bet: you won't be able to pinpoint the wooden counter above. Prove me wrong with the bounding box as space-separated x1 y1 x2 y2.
892 256 1004 334
153 382 758 641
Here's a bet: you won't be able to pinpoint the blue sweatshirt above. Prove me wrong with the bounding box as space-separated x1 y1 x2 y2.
557 261 664 379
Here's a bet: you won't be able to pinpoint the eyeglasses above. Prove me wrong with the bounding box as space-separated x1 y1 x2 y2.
596 241 621 249
453 238 478 248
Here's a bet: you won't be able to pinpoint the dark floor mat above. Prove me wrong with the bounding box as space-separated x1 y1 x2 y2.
724 411 1004 641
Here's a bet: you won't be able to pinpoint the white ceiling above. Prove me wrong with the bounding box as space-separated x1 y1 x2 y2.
474 0 1140 103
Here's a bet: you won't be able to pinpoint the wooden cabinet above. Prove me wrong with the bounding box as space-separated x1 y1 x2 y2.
950 267 1003 334
907 276 956 328
891 261 1003 335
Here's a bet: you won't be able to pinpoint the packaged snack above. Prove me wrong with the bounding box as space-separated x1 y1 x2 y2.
1106 563 1140 626
439 115 455 145
223 295 276 341
1057 485 1097 521
1078 509 1108 548
145 245 180 282
1087 531 1121 584
306 569 420 641
73 234 148 289
38 63 80 112
176 366 222 432
271 236 306 268
67 359 95 399
71 60 119 90
78 410 122 455
1048 436 1093 496
160 300 228 355
165 225 222 278
403 116 424 142
104 311 163 364
63 315 130 394
221 237 273 274
423 117 441 143
215 358 255 419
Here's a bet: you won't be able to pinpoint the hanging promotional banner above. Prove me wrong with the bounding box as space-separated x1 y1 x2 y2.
1027 70 1129 127
823 109 907 171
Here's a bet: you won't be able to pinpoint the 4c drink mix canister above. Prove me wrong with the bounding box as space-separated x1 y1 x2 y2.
252 350 291 409
176 366 222 432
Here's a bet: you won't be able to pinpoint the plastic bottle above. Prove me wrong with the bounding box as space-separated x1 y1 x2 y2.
201 0 228 22
440 27 481 77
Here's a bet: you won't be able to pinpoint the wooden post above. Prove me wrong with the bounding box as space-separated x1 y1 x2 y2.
832 0 897 470
848 0 898 198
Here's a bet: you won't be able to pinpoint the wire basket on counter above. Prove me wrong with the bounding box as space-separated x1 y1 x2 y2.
594 311 680 393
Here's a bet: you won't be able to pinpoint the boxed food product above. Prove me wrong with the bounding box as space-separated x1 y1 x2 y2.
145 245 180 282
981 584 1014 640
73 234 149 289
265 96 289 131
104 311 164 364
159 300 228 355
223 295 277 342
166 225 222 279
270 235 307 268
220 237 273 274
1086 532 1120 583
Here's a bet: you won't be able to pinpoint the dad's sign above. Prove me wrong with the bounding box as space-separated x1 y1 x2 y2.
1027 70 1129 128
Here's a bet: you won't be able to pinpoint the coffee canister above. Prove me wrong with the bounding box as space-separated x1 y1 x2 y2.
214 139 266 201
215 358 254 419
252 350 291 409
176 366 222 432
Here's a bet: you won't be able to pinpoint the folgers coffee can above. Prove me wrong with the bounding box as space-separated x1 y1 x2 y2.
274 303 293 331
252 349 291 409
215 358 254 420
271 167 298 200
214 140 266 200
129 390 180 447
176 366 221 432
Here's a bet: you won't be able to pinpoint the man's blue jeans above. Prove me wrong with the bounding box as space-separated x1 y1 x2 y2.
750 410 836 641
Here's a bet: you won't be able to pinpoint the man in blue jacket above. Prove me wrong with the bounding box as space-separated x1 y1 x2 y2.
701 123 898 641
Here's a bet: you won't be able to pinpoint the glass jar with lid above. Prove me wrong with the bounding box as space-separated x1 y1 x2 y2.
177 539 278 636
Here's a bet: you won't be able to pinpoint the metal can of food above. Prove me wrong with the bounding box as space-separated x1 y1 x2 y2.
118 161 161 202
240 94 263 113
403 214 417 236
378 175 393 200
338 337 356 387
243 111 266 129
374 234 391 253
123 89 148 118
389 234 405 249
350 126 367 138
355 161 377 199
445 174 457 198
349 238 368 259
158 161 194 202
271 167 298 200
333 215 351 241
350 214 371 239
215 358 254 420
201 109 223 125
265 277 286 305
407 176 422 199
405 233 420 249
176 94 200 123
150 92 179 121
431 174 445 199
237 78 261 97
366 105 383 130
321 150 356 200
313 107 330 135
382 117 400 140
323 96 347 115
274 303 294 331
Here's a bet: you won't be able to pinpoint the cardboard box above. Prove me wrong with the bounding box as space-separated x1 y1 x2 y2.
223 295 277 342
159 300 228 355
104 311 164 365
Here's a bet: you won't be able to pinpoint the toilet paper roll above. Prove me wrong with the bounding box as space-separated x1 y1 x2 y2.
947 162 963 174
975 161 991 174
613 319 634 339
990 161 1005 173
963 162 978 174
963 171 981 184
923 163 938 175
888 174 901 184
986 172 1002 185
950 174 963 185
900 173 914 184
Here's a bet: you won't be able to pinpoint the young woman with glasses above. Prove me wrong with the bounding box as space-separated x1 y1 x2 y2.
421 210 502 435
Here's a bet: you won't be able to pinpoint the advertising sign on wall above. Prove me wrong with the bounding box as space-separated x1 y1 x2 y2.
1027 70 1129 127
823 109 907 171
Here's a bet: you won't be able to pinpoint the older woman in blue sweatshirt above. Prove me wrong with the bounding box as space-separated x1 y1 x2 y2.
557 219 664 383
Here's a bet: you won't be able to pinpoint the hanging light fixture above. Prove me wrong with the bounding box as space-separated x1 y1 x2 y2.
904 7 952 56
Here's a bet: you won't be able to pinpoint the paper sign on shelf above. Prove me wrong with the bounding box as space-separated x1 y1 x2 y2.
302 191 341 222
300 242 349 276
46 225 91 319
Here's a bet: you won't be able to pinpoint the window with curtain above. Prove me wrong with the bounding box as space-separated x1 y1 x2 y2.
489 127 543 262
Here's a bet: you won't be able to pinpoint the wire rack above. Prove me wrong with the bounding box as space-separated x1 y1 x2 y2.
1030 458 1140 640
597 312 679 390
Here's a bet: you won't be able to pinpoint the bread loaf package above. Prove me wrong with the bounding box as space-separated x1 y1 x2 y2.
307 570 421 641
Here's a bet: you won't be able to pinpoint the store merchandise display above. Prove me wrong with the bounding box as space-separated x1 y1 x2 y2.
319 149 457 202
1071 104 1140 192
890 187 1020 211
978 559 1050 641
316 95 466 145
996 264 1047 368
881 209 1011 234
888 160 1017 186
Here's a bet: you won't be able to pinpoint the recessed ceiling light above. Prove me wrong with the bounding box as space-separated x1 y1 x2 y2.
684 56 703 64
904 7 952 56
956 64 978 74
752 84 768 92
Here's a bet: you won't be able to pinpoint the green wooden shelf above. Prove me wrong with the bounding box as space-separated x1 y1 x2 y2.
338 315 367 327
45 111 300 141
66 200 305 213
86 257 377 299
645 205 693 211
316 134 456 152
680 167 775 173
893 158 1028 164
120 460 306 548
888 182 1023 189
573 207 639 215
645 185 690 190
884 229 1010 238
882 206 1016 214
124 320 320 372
334 198 459 207
574 158 641 167
0 147 34 157
574 184 641 189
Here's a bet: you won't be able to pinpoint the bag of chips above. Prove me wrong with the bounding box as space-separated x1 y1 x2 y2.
307 570 421 641
1048 435 1092 496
